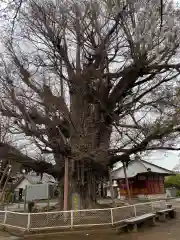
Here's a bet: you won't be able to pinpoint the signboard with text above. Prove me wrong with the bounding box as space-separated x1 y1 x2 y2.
72 192 80 210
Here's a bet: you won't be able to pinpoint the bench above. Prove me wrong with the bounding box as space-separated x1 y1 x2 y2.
123 213 156 232
166 204 172 209
156 208 176 221
152 201 176 221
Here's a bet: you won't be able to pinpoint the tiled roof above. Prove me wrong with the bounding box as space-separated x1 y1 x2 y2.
14 172 56 188
25 173 56 184
112 159 175 179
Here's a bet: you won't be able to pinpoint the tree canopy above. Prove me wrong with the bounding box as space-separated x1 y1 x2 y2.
165 174 180 189
0 0 179 206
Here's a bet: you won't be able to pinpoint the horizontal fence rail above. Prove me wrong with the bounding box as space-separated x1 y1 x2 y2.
0 200 171 231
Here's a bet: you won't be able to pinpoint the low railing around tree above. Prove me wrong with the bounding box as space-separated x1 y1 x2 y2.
0 200 168 232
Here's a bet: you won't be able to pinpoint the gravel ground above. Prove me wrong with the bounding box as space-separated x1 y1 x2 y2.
0 232 16 240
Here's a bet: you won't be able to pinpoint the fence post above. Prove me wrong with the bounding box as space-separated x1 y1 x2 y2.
3 211 7 225
27 213 31 231
110 208 114 225
133 205 136 217
71 210 73 228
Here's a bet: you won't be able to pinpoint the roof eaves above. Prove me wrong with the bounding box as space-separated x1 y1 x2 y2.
13 176 25 189
112 161 133 173
141 159 174 174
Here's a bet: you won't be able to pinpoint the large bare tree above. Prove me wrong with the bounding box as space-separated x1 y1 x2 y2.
0 0 180 208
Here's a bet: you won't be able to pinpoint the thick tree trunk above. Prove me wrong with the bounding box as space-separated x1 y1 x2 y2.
67 158 110 209
58 179 64 210
69 176 97 209
67 88 112 209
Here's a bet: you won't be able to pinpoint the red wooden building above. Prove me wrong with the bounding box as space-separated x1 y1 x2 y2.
112 159 174 200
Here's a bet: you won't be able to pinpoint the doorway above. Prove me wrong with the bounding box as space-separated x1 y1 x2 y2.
18 188 23 201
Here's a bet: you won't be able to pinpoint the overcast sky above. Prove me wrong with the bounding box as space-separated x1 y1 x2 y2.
143 151 180 170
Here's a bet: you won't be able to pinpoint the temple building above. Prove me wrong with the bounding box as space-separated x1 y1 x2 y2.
111 159 175 200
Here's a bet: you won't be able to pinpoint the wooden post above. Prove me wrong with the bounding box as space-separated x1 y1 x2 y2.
64 158 68 211
108 167 115 205
122 161 131 204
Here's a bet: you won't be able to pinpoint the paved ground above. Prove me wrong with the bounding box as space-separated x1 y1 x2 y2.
4 198 178 212
3 198 166 212
4 201 58 212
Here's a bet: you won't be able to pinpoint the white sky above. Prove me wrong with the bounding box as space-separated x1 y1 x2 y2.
144 151 180 170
